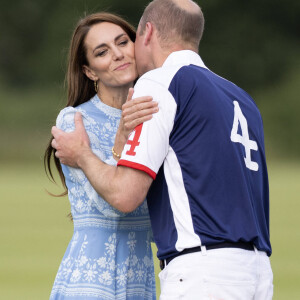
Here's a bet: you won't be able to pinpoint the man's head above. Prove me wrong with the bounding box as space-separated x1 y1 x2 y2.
135 0 204 75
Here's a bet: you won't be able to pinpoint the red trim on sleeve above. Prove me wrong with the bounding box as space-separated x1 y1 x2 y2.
117 159 156 180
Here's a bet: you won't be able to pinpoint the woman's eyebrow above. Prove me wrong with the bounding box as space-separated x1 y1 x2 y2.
93 33 126 53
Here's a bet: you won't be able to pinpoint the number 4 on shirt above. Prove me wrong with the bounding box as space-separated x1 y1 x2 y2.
126 124 143 156
230 101 259 171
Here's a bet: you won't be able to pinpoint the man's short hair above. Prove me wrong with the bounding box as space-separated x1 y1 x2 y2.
139 0 204 50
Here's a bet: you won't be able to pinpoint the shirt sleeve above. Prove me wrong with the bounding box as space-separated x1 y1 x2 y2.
117 77 177 179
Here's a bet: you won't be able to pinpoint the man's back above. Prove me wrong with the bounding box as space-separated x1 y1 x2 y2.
119 50 271 260
146 61 271 259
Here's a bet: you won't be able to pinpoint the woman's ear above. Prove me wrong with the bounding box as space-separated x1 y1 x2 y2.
82 65 98 81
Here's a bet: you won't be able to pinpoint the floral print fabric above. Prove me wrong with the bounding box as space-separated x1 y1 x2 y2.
50 95 155 300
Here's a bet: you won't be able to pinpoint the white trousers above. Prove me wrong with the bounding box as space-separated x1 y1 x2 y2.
159 247 273 300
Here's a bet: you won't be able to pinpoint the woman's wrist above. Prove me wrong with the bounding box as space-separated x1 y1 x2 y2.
112 146 121 159
112 128 128 161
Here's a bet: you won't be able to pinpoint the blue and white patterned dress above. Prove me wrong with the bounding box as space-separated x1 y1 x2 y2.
50 94 156 300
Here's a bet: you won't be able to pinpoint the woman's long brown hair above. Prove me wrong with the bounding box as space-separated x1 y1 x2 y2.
44 12 136 196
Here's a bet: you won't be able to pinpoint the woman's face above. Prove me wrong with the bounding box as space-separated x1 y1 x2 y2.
83 22 137 88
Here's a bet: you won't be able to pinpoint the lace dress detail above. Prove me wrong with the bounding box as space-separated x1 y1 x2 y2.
50 95 155 300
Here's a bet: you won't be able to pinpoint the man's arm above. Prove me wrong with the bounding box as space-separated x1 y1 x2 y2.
75 147 153 213
52 89 158 166
51 89 160 212
51 109 154 213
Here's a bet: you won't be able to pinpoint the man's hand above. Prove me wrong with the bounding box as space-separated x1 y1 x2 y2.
51 112 91 167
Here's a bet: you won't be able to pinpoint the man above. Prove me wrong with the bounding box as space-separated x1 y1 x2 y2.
52 0 273 298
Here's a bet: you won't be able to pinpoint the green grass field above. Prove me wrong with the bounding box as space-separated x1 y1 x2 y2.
0 160 299 299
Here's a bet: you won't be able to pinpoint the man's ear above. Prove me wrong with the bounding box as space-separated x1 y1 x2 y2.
82 65 98 81
144 22 154 46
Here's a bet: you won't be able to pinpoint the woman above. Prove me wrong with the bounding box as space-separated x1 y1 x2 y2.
44 13 158 300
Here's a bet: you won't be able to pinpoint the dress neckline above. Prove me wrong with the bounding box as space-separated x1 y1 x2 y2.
91 94 122 118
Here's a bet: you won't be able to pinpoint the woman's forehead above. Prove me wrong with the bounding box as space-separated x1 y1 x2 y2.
85 22 126 47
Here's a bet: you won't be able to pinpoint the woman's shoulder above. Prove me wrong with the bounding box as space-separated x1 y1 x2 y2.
56 96 96 129
56 102 98 132
56 106 78 131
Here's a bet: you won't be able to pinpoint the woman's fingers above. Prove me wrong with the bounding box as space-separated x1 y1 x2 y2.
121 94 159 134
122 98 157 117
123 107 157 131
122 105 158 127
123 95 153 109
123 105 158 121
126 88 135 102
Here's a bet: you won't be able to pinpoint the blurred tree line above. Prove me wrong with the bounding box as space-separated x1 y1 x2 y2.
0 0 299 158
1 0 299 90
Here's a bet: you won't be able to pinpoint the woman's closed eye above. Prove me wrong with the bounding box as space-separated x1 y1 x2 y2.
95 39 128 57
96 49 108 57
118 39 129 46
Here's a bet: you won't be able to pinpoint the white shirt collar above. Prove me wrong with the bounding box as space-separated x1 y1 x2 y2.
162 50 207 69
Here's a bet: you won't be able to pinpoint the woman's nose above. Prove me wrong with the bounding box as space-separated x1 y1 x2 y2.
112 47 124 60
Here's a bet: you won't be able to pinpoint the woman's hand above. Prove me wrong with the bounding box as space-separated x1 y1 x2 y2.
121 88 158 137
113 88 158 160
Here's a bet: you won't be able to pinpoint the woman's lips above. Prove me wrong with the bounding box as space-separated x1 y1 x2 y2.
115 63 131 71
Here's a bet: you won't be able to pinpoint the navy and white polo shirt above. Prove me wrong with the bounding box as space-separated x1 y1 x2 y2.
118 50 272 260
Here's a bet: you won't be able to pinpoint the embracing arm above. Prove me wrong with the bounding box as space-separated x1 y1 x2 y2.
51 89 157 212
52 112 153 212
76 149 153 213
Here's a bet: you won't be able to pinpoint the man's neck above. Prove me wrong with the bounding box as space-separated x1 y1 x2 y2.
153 46 197 69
